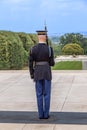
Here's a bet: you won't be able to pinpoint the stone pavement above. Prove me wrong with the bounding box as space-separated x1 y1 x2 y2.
0 70 87 130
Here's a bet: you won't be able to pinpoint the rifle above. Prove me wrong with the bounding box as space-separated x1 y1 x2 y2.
44 24 55 66
45 24 49 46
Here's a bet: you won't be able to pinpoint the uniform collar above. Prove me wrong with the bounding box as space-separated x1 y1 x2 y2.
38 42 46 44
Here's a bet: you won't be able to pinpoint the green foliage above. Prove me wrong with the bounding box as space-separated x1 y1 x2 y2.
29 33 38 45
59 33 87 54
17 32 34 52
7 41 25 69
52 61 82 70
59 33 83 45
84 46 87 54
62 43 84 55
51 44 61 57
1 30 86 70
0 40 10 69
0 30 39 70
0 31 26 69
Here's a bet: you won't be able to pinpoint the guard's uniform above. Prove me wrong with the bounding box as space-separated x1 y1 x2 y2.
29 42 55 119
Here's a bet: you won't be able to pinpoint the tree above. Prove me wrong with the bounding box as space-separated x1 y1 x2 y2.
0 31 25 69
17 32 34 52
59 33 87 54
29 33 38 45
62 43 84 55
59 33 83 45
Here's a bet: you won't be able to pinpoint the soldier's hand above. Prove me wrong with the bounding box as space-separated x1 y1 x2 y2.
31 74 34 79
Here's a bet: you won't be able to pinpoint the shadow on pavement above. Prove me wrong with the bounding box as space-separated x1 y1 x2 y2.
0 111 87 124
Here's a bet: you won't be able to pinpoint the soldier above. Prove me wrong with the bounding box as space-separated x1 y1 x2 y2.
29 29 55 119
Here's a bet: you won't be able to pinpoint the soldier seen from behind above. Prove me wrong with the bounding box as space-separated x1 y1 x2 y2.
29 28 55 119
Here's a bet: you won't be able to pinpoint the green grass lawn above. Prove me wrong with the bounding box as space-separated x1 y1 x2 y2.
52 61 82 70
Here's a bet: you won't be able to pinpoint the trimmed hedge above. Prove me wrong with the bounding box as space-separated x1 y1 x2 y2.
62 43 84 55
0 30 47 69
17 32 34 52
0 31 36 70
0 31 28 69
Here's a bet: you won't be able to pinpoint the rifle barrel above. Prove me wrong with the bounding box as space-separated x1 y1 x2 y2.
45 25 48 46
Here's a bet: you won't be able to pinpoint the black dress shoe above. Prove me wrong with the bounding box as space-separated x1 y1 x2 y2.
44 115 50 119
39 117 44 119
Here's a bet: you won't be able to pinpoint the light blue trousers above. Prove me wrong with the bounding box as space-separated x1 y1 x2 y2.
35 79 51 118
